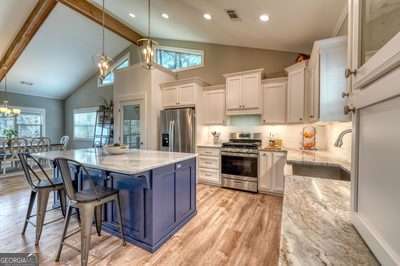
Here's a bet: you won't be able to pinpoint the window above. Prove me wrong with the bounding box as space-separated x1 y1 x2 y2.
155 46 204 72
0 107 45 138
73 107 97 140
98 53 130 87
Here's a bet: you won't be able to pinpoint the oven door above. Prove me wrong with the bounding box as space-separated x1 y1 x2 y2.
221 152 258 182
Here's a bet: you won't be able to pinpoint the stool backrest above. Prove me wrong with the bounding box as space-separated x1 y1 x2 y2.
18 152 54 189
54 158 87 201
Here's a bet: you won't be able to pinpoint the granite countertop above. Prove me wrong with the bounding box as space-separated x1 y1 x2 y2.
279 176 378 266
33 148 197 175
197 143 222 148
285 149 351 173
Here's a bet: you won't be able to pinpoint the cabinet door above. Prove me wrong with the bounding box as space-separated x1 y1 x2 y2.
258 152 273 192
306 56 319 122
242 73 261 110
272 153 286 193
262 82 287 124
203 90 225 124
162 87 179 107
226 76 242 110
178 84 196 106
287 70 305 123
109 173 147 240
175 162 194 221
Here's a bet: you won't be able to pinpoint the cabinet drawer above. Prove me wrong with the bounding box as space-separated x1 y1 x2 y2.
197 147 220 157
199 156 220 169
199 168 220 184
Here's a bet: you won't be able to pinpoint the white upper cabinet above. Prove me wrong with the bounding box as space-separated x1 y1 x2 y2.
307 36 350 122
160 78 208 109
262 78 287 124
202 86 225 125
224 69 263 115
286 61 307 123
349 1 400 265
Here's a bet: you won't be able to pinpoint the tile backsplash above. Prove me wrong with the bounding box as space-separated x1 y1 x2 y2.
199 116 352 162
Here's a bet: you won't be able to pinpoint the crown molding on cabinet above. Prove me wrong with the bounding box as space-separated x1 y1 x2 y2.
223 68 264 78
159 77 209 89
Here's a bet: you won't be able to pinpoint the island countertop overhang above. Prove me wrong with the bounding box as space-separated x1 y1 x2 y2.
32 148 197 175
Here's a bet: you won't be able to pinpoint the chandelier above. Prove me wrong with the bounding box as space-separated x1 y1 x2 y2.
0 76 21 117
137 0 158 69
97 0 112 81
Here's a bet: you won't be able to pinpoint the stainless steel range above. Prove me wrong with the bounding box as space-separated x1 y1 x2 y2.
221 132 261 192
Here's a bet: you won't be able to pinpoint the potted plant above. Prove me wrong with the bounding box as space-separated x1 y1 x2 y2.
3 129 18 146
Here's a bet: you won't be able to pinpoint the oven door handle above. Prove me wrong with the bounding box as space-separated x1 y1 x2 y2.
221 152 258 158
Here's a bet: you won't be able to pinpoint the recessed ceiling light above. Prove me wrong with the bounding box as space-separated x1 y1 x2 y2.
259 14 270 22
161 13 169 19
203 13 212 20
129 13 136 18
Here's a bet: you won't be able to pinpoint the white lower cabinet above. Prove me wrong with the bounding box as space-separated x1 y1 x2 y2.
197 146 221 185
258 151 287 195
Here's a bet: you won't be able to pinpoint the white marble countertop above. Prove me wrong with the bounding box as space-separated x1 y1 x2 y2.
33 148 197 175
285 149 351 173
279 176 378 266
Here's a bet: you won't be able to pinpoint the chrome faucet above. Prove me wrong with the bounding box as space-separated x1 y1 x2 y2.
334 129 352 147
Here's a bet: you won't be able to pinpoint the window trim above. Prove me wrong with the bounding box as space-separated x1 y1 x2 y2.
155 45 205 72
73 107 98 141
98 52 130 88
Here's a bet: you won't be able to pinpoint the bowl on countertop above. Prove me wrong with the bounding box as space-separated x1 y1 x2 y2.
103 144 129 155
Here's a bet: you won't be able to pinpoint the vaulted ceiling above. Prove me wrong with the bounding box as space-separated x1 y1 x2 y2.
91 0 347 53
0 1 131 99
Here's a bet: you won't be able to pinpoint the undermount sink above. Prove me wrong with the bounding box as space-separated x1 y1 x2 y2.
291 163 350 181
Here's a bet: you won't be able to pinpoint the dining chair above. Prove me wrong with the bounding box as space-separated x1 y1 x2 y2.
18 152 66 246
0 138 10 175
59 136 70 151
54 158 125 266
2 138 28 174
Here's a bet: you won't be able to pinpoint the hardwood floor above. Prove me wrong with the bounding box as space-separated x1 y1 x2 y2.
0 175 283 265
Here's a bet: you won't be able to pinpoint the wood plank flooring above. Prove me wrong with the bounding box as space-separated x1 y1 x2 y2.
0 175 283 265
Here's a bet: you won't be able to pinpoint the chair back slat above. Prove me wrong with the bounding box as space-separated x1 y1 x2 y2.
54 158 80 201
31 137 50 153
18 153 42 189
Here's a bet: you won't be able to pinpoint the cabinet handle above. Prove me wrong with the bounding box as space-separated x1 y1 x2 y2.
345 68 357 78
344 105 356 115
309 115 314 118
299 118 303 121
176 102 179 105
176 163 182 169
342 92 350 98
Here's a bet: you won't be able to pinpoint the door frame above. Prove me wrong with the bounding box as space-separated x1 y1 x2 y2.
118 98 146 149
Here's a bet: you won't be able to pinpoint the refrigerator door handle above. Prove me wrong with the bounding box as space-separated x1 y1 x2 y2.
171 120 175 152
168 121 172 152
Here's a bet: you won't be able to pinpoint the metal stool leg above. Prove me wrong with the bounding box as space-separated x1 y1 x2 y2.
55 204 72 262
80 205 94 266
22 191 37 235
115 195 126 246
58 189 66 217
94 206 102 236
35 189 50 246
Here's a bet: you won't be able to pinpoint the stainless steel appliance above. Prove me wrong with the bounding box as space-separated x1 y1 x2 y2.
159 108 195 153
221 132 262 192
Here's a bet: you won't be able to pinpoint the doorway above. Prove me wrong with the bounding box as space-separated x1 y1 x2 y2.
120 100 145 149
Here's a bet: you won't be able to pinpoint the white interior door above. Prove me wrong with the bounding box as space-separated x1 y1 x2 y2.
120 100 145 149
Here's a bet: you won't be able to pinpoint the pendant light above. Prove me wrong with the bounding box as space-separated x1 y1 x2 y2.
0 76 21 117
97 0 112 81
137 0 158 70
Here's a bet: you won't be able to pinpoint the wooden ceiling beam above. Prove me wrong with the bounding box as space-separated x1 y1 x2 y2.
58 0 142 45
0 0 58 81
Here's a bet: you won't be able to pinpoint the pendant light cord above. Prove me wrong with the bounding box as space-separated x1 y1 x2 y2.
102 0 105 56
148 0 151 38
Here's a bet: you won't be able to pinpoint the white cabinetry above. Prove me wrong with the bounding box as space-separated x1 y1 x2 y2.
258 151 286 195
308 36 350 122
224 69 263 115
285 61 307 123
160 78 208 109
197 146 221 186
262 78 287 124
202 85 225 125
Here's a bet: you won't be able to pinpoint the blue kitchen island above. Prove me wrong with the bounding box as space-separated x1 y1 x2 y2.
33 148 197 252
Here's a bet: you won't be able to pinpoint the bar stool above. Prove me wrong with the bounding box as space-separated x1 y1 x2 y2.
18 153 66 245
54 158 126 266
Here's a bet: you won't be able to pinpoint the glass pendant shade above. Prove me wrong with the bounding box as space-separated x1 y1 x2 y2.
138 38 158 69
98 55 112 80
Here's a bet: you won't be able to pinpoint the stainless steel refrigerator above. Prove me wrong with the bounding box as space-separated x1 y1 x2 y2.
159 108 195 153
